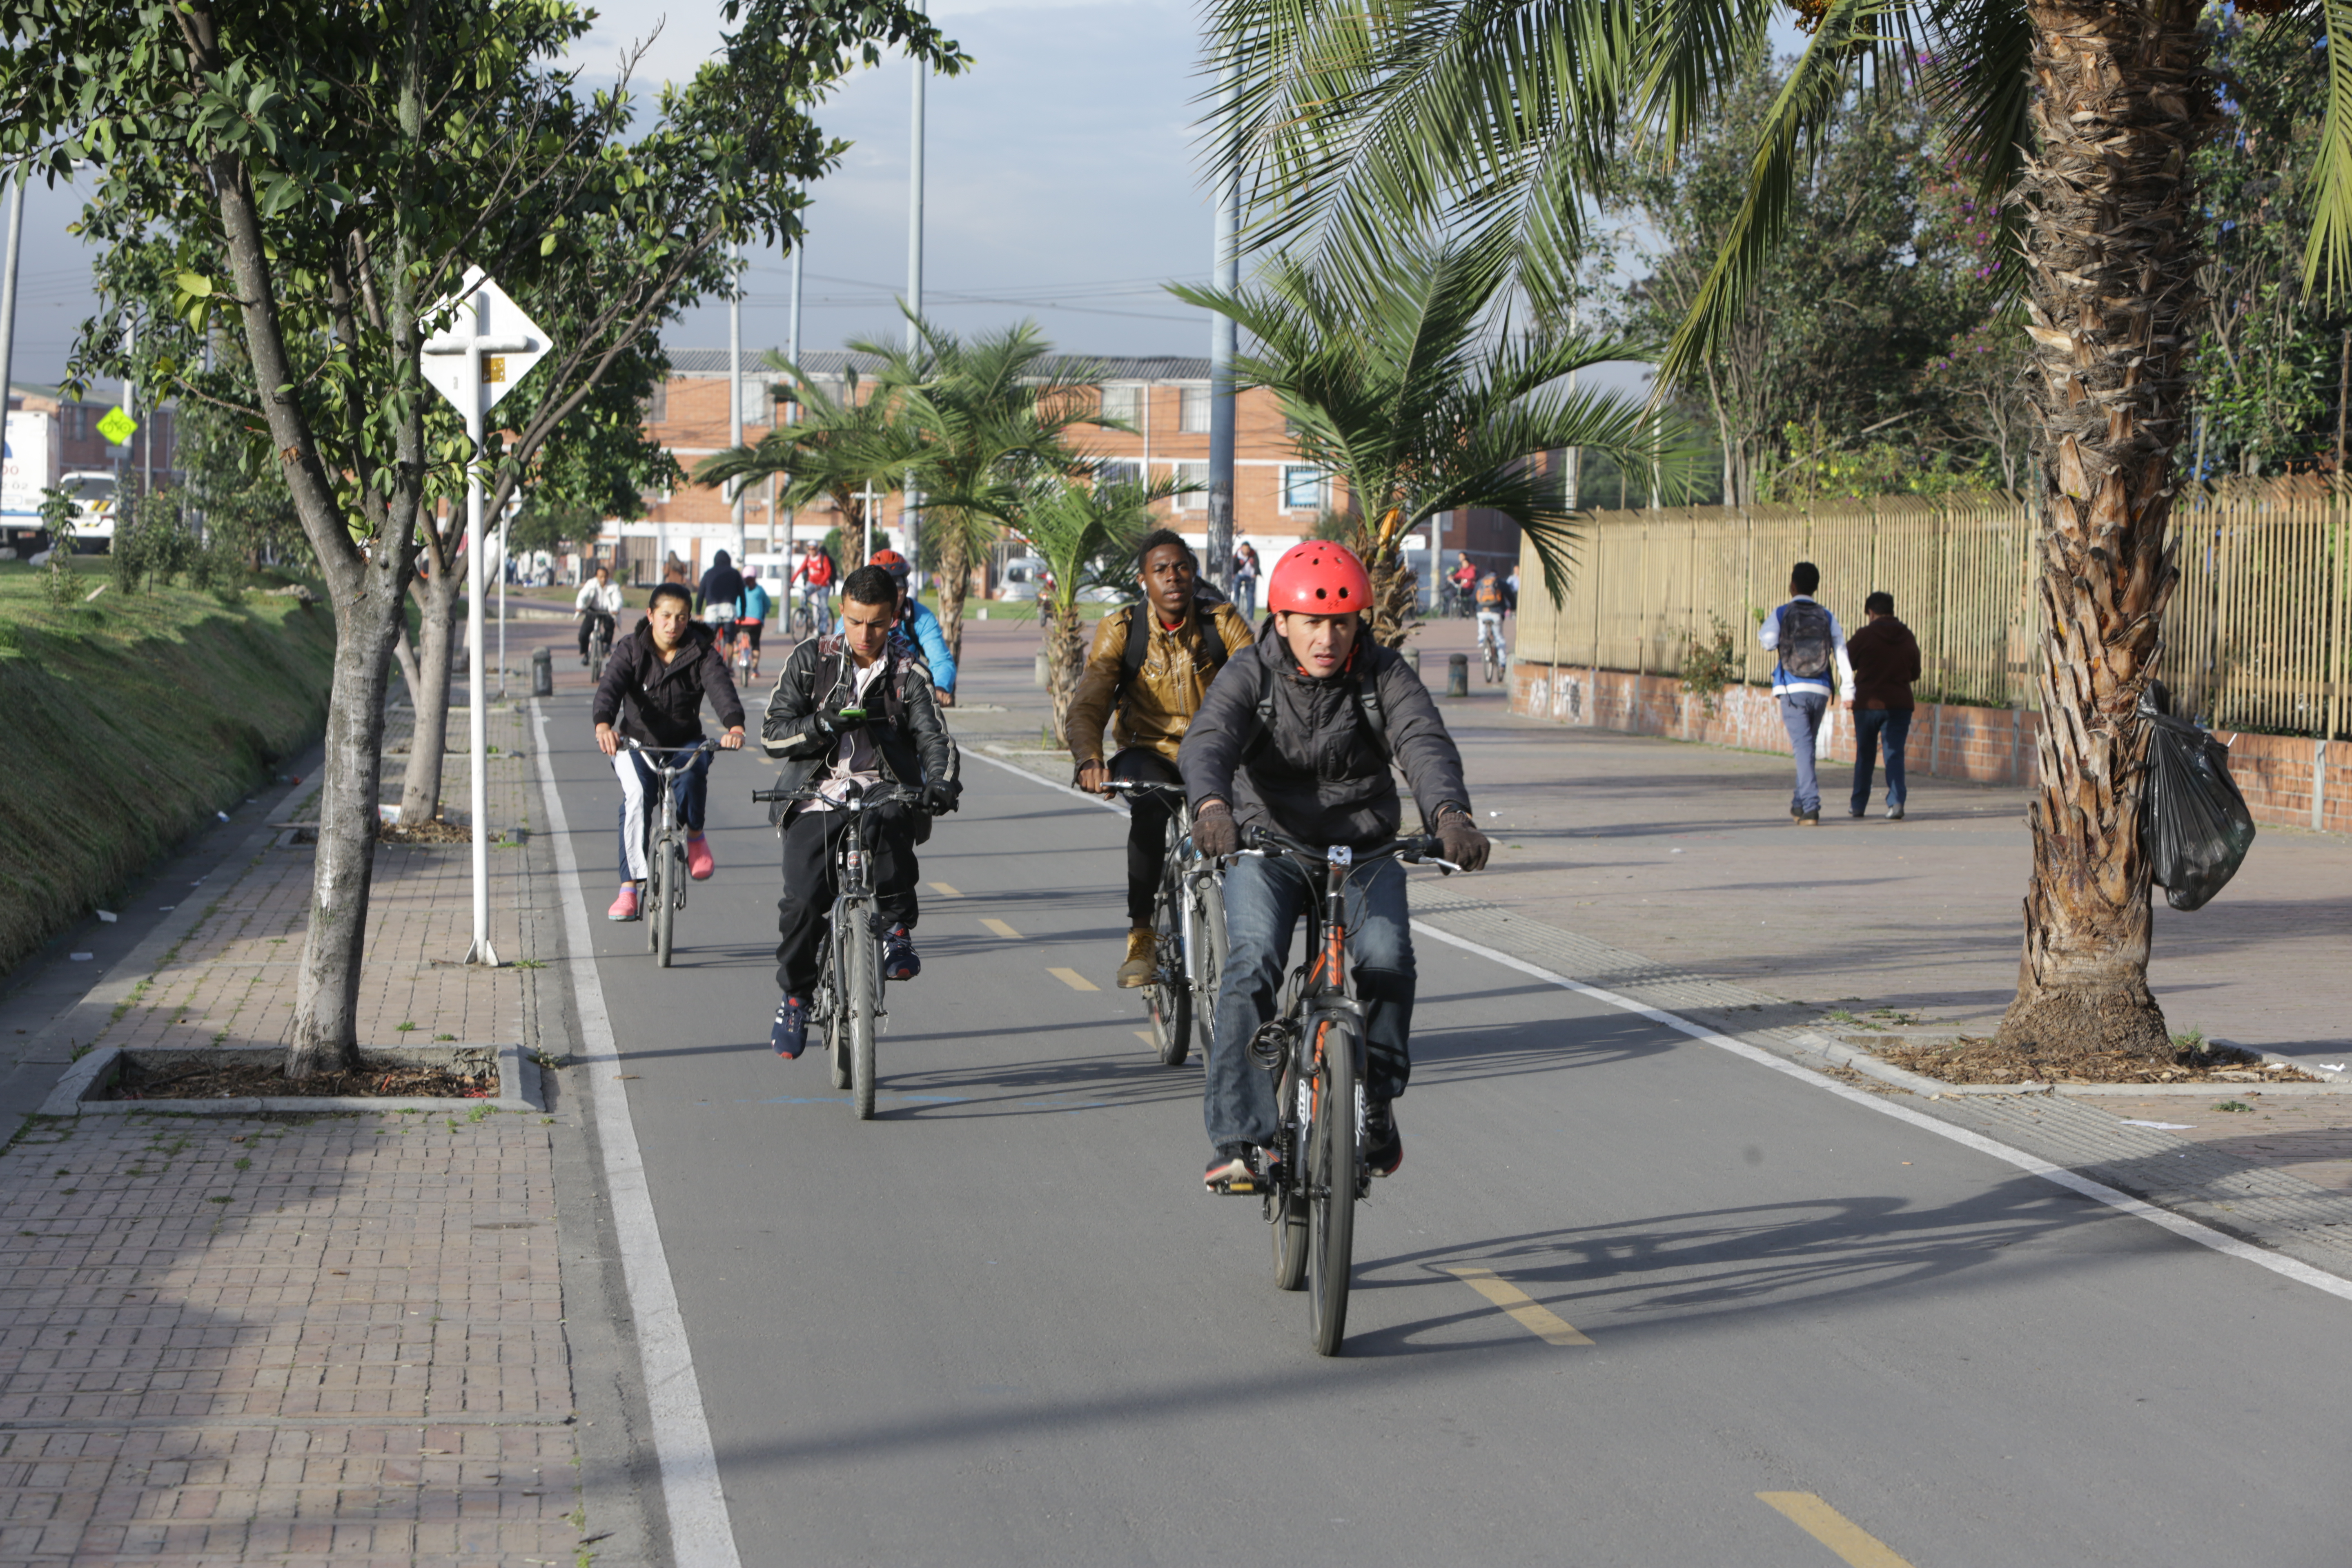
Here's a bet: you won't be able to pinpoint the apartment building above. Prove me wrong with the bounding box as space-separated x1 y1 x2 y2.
599 347 1520 585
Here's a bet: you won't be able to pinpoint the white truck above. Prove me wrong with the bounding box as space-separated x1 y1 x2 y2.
1 409 57 556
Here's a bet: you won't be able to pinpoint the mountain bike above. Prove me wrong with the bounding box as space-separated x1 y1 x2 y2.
622 737 717 969
750 776 915 1120
1241 825 1454 1356
1477 612 1506 684
585 612 615 679
791 592 826 640
1100 777 1224 1068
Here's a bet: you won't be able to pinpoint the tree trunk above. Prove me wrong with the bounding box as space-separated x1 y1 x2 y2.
1995 0 2213 1061
398 566 461 824
935 526 970 671
391 620 422 708
1367 554 1417 649
1046 601 1088 746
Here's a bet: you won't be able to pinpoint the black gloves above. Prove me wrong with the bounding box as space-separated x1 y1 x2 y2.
812 706 871 742
1435 808 1491 872
1193 802 1239 860
922 781 961 816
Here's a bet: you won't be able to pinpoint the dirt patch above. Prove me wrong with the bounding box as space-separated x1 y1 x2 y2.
379 816 470 844
1864 1036 2321 1086
108 1054 495 1101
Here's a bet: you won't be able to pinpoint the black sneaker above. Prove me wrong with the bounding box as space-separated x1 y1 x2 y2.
881 925 921 982
1204 1145 1261 1194
1365 1101 1403 1177
769 996 808 1059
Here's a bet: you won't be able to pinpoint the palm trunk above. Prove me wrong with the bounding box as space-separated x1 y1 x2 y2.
1046 600 1088 746
397 566 461 823
1995 0 2214 1060
935 526 970 671
1367 555 1417 648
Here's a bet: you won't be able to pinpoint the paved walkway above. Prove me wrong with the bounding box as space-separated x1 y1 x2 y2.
0 704 604 1566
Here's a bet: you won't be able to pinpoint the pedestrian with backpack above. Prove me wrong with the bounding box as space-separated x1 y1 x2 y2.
1068 528 1256 987
1757 561 1855 825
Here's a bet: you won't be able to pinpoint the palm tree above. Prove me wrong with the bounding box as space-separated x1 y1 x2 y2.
692 356 905 573
1172 238 1698 645
1207 0 2348 1061
854 318 1116 668
1020 476 1191 744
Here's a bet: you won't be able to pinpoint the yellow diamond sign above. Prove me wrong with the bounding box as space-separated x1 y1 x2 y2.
96 406 137 445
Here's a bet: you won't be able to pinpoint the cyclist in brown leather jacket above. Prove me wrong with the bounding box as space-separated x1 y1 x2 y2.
1067 530 1255 987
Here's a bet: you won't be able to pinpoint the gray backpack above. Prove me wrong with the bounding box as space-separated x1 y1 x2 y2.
1779 601 1835 679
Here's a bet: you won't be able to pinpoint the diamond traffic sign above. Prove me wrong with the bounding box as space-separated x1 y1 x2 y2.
96 406 136 445
420 267 552 420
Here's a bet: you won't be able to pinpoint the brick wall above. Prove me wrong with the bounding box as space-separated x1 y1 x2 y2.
1509 661 2345 835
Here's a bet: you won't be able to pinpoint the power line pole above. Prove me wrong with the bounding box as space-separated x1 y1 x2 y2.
0 172 24 421
730 241 746 568
1205 61 1240 590
784 235 803 581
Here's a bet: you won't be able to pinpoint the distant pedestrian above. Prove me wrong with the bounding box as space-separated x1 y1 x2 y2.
1232 542 1261 620
1845 590 1920 821
1504 565 1520 615
1757 561 1854 826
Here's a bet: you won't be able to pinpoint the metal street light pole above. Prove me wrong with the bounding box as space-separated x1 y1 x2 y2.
783 236 803 579
1205 61 1241 591
0 172 24 420
903 60 926 589
730 241 746 568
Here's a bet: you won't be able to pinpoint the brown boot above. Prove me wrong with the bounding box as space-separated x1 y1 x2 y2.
1117 927 1156 989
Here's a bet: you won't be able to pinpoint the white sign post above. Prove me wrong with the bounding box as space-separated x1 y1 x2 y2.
422 266 552 967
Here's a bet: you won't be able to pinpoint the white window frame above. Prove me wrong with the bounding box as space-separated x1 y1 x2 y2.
1101 384 1143 425
1281 465 1327 512
1172 460 1209 510
1178 385 1211 433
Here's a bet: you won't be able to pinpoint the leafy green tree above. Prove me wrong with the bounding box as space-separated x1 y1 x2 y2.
1206 0 2350 1061
7 0 963 1077
1174 239 1697 644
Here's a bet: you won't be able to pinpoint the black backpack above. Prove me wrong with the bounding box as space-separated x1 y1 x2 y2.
1778 601 1835 680
1118 597 1232 694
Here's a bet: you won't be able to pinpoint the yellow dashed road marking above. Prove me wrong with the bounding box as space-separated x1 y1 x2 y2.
1444 1266 1593 1346
928 882 961 898
980 918 1022 939
1135 1031 1156 1047
1049 967 1099 992
1755 1494 1914 1568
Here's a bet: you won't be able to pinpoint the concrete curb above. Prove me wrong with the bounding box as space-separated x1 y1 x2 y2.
1786 1030 2352 1098
38 1042 541 1117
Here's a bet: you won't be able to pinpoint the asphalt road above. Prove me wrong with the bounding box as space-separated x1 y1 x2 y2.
538 662 2352 1567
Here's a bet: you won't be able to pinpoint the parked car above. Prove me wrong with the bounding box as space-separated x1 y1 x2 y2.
998 555 1048 601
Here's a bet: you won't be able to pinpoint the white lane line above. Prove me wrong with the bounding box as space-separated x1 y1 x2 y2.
1409 918 2352 1307
530 703 742 1568
967 748 1125 813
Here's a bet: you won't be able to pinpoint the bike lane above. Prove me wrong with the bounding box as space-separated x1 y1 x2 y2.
534 677 2352 1567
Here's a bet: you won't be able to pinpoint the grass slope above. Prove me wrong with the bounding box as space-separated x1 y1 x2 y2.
0 564 336 974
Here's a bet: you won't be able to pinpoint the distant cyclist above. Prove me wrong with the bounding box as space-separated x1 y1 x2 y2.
737 566 771 679
1067 528 1253 988
697 548 745 657
1178 541 1490 1192
856 549 958 706
760 564 961 1058
792 546 835 628
1475 570 1506 659
590 583 747 921
575 564 623 667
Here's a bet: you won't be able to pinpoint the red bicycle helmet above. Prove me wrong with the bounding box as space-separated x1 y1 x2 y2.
1266 539 1372 615
869 548 911 583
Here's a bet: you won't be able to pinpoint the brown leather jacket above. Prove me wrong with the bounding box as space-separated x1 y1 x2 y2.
1066 600 1258 766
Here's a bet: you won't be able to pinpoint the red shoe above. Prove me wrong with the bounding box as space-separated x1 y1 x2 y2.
686 835 715 881
607 886 640 922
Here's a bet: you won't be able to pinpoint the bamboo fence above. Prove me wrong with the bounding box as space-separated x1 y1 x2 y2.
1512 474 2352 738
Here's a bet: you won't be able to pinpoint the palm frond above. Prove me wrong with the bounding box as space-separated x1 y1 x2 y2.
2307 0 2352 298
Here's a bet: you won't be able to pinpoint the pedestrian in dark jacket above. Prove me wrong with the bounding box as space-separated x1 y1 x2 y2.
590 582 747 921
1845 590 1922 820
1178 540 1491 1193
757 564 961 1060
697 549 745 621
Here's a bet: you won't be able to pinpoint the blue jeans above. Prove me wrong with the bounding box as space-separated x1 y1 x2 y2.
1851 707 1912 814
1234 577 1257 621
1205 851 1416 1151
613 744 711 882
1779 692 1828 814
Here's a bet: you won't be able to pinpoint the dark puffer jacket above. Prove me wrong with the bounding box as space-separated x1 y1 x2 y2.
591 618 746 748
1178 621 1471 848
760 633 959 829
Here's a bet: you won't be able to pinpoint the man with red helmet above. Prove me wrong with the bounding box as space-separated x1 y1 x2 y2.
1178 540 1491 1189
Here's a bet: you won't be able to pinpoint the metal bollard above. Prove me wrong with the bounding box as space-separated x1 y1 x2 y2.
1446 652 1469 698
530 645 553 698
1035 650 1051 688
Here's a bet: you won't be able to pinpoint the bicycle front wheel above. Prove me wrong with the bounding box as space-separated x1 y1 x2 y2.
1307 1017 1359 1356
1271 1049 1308 1291
1191 875 1226 1064
845 905 878 1120
643 840 663 956
1145 876 1191 1068
654 840 679 967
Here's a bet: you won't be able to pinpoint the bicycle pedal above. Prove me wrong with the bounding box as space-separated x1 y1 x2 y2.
1207 1174 1260 1195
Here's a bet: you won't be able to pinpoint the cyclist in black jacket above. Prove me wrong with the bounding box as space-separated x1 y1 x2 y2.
590 582 746 921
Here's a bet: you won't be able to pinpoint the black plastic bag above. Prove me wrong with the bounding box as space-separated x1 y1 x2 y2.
2140 684 2257 912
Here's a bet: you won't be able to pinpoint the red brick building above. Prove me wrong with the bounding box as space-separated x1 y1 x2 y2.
598 348 1521 590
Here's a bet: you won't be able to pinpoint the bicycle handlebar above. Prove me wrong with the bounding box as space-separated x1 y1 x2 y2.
751 780 921 808
620 737 719 769
1240 824 1458 873
1096 778 1186 800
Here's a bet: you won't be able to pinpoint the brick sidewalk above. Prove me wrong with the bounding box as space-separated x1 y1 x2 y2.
0 704 598 1566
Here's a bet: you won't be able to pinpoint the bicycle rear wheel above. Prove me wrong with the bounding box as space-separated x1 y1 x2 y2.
1307 1016 1359 1355
845 904 878 1120
1271 1049 1308 1291
1145 875 1190 1068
